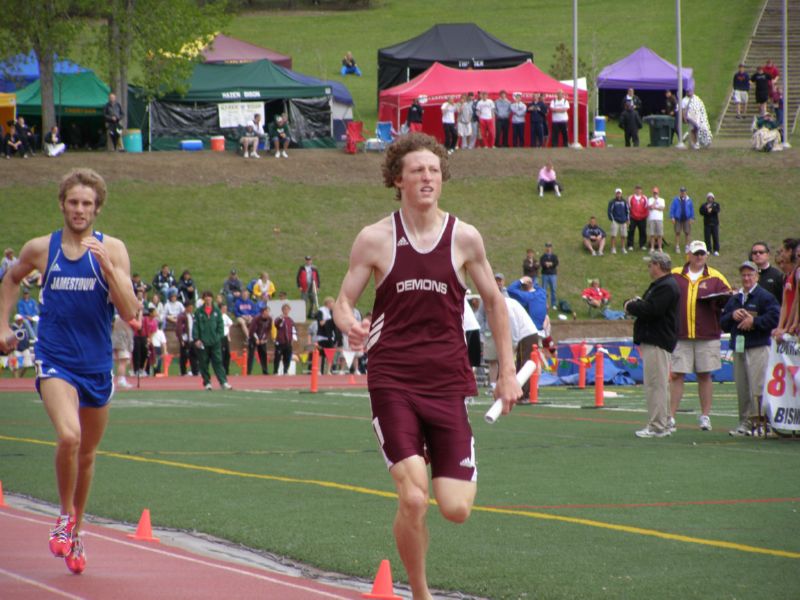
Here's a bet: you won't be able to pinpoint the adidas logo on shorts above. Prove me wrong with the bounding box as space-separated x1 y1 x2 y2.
397 236 409 247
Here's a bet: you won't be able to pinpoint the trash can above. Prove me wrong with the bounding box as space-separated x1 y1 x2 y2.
643 115 674 147
122 129 142 153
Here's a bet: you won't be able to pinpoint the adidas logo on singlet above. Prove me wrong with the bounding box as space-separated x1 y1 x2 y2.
50 263 62 272
459 457 475 468
397 236 409 247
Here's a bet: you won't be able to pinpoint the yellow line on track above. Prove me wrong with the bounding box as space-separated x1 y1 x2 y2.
2 434 798 559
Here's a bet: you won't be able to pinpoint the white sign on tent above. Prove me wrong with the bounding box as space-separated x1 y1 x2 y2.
218 101 265 129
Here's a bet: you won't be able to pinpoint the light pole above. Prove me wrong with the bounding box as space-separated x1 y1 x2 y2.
570 0 583 148
675 0 686 149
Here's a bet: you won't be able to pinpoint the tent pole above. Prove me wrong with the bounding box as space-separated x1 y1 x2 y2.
781 0 791 147
570 0 582 148
148 101 152 152
675 0 686 149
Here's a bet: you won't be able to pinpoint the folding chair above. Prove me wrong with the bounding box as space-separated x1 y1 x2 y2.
345 121 366 154
376 121 396 148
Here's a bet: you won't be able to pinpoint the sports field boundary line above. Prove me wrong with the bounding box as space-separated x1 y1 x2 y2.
3 433 799 561
1 511 359 600
0 565 86 600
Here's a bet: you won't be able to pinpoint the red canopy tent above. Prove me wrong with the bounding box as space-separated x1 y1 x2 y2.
378 61 588 146
201 34 292 69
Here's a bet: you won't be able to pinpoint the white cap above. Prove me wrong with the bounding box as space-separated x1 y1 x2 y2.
13 313 22 320
688 240 708 254
614 188 622 194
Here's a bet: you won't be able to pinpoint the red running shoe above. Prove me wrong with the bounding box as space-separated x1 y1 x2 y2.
49 515 75 557
65 535 86 574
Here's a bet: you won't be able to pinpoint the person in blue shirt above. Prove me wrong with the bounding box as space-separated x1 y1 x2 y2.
16 288 39 339
0 168 138 575
582 216 606 256
507 276 547 332
669 187 695 254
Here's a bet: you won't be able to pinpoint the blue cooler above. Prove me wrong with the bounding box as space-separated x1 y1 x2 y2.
594 116 607 138
180 139 203 151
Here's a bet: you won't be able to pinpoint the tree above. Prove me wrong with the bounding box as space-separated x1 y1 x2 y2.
97 0 230 125
0 0 84 134
548 42 589 82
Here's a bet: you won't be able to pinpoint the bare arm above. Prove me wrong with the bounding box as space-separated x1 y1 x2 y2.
82 235 138 321
0 236 48 352
334 222 391 350
456 222 522 413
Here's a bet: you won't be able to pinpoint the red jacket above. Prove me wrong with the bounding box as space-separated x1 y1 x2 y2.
628 194 649 221
296 265 320 293
671 264 732 340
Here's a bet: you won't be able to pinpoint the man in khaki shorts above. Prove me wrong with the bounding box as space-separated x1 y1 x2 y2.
669 240 732 431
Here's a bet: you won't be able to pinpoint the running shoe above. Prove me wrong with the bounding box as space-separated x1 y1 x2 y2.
699 415 712 431
49 514 76 557
222 382 232 390
635 427 670 438
65 535 86 574
667 416 677 433
204 383 212 390
729 423 753 437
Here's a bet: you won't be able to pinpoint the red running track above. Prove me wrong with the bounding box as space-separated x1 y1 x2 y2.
0 373 367 393
0 505 366 599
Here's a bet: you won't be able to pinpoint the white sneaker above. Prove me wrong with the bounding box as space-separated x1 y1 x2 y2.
676 244 681 253
667 416 676 433
538 187 543 197
281 150 288 158
555 188 561 197
622 248 628 254
222 382 232 390
592 250 597 256
252 152 260 158
699 415 712 431
118 377 132 389
611 248 617 254
275 151 281 158
729 423 752 437
713 251 719 256
598 251 604 256
635 427 670 438
205 383 213 391
243 152 249 158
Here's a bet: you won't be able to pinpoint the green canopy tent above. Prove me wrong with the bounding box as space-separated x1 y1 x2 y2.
128 60 334 150
15 71 110 148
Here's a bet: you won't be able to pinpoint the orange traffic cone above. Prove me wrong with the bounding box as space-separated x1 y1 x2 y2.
348 372 357 384
0 480 6 507
127 508 160 542
362 559 402 599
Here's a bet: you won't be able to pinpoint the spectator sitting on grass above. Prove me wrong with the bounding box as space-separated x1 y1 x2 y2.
44 125 66 157
537 161 562 197
152 264 178 299
177 270 198 306
164 291 184 327
582 279 611 309
4 124 25 159
234 289 258 339
340 51 362 76
582 216 606 256
222 268 243 308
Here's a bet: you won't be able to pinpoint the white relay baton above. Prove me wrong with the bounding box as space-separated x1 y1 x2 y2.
484 359 537 424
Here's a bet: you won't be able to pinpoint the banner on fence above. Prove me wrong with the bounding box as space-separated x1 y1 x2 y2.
763 337 800 432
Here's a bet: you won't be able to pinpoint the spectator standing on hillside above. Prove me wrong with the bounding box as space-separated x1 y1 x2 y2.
549 89 569 147
698 192 721 256
619 102 643 147
457 93 473 150
751 241 783 303
732 64 750 119
527 93 548 148
582 216 606 256
273 303 297 375
475 91 496 149
536 161 561 197
193 291 232 390
669 240 732 433
621 88 643 115
297 255 321 318
340 51 362 76
627 185 649 252
670 186 694 254
219 303 233 375
624 251 680 438
316 296 339 374
510 92 527 147
104 92 124 151
540 242 559 310
662 90 678 142
647 187 666 253
763 59 780 92
683 89 712 149
407 97 424 133
607 188 629 255
494 90 511 147
522 248 539 285
721 261 781 436
750 66 772 116
440 96 458 154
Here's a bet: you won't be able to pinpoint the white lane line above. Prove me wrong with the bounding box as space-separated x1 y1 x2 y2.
1 512 355 600
0 567 87 600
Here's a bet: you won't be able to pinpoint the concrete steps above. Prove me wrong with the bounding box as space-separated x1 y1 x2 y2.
716 0 799 138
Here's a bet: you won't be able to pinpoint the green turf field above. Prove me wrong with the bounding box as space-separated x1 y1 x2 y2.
2 385 798 599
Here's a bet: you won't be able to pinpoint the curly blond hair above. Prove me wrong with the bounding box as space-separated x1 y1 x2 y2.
381 132 450 200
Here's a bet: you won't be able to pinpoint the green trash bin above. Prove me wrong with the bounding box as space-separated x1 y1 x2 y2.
643 115 674 147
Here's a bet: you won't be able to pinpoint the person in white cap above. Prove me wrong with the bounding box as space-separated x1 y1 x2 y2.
669 240 733 432
698 192 721 256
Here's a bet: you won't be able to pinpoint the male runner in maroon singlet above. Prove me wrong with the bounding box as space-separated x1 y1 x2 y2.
334 133 522 600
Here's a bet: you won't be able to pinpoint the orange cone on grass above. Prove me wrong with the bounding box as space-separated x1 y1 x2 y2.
127 508 160 542
362 559 402 599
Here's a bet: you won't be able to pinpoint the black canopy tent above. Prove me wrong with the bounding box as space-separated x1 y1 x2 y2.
377 23 533 92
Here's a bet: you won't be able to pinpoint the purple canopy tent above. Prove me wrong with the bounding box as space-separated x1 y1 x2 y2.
596 46 694 117
201 34 292 69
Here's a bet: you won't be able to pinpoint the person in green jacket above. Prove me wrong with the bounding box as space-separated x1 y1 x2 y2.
193 290 232 390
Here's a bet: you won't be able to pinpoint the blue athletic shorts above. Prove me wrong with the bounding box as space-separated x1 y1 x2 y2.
35 358 114 408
